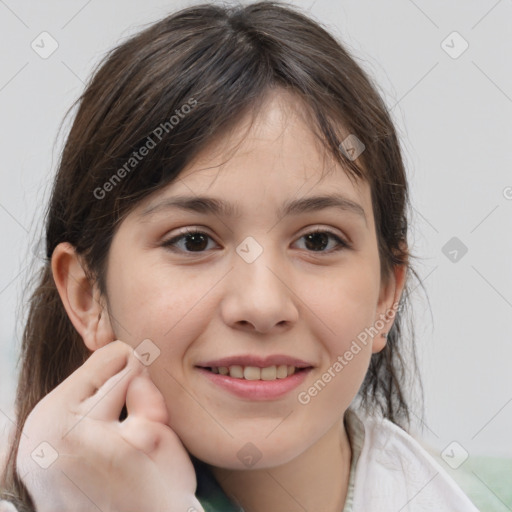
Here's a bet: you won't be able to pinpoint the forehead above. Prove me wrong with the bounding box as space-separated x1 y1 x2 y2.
136 89 372 221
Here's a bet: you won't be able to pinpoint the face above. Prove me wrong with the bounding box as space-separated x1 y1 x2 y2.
102 89 396 469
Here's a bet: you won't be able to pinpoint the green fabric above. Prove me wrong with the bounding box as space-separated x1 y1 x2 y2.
193 456 244 511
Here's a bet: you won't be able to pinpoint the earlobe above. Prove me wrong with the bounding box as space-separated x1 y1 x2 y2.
51 242 115 352
372 332 388 354
372 262 408 354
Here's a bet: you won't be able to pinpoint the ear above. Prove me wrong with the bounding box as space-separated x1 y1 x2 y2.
51 242 116 352
372 261 408 354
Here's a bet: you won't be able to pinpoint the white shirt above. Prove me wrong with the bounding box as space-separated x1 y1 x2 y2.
343 408 480 511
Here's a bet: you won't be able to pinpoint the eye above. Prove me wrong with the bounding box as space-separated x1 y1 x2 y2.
161 228 218 253
161 227 350 254
294 228 350 253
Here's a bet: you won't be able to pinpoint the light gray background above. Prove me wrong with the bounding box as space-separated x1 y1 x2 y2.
1 0 511 476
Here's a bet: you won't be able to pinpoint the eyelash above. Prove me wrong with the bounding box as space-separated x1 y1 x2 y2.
161 227 350 255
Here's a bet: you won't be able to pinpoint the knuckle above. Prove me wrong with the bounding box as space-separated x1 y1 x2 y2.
120 417 161 454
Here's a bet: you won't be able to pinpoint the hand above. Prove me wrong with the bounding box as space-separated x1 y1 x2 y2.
16 340 204 512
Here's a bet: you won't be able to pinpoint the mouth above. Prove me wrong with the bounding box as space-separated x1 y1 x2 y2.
194 360 314 400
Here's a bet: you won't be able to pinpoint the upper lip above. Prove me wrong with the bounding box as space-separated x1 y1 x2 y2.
196 355 314 369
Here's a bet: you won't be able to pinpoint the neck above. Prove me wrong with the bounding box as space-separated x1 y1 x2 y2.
210 415 352 512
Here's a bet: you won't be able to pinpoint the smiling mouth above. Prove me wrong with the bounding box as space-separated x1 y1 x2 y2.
198 365 312 381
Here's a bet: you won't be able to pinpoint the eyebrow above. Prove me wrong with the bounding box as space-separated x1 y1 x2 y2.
139 194 367 226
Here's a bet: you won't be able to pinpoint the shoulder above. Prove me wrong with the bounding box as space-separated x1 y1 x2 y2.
348 411 480 511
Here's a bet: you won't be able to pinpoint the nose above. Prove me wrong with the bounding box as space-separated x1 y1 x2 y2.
220 245 299 334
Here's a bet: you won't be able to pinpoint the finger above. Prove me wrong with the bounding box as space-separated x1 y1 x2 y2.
119 415 164 454
81 354 143 422
125 370 169 425
140 422 198 495
119 415 198 494
66 340 139 403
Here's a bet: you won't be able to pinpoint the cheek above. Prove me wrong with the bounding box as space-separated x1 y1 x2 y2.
107 261 215 352
294 262 379 398
301 261 380 344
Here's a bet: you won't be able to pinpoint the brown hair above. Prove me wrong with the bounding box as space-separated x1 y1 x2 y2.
1 1 426 508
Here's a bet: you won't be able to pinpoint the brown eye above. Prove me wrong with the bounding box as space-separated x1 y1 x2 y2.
304 232 329 251
162 229 216 253
295 229 349 253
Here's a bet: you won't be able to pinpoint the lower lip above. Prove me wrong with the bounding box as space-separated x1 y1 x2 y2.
195 367 312 400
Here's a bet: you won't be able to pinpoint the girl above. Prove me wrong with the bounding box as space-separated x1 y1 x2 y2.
0 2 480 511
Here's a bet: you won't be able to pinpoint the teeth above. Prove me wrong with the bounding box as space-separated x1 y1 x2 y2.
260 366 276 380
210 364 299 380
230 365 244 379
276 365 288 379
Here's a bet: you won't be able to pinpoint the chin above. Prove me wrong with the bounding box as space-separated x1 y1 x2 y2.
189 439 305 471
